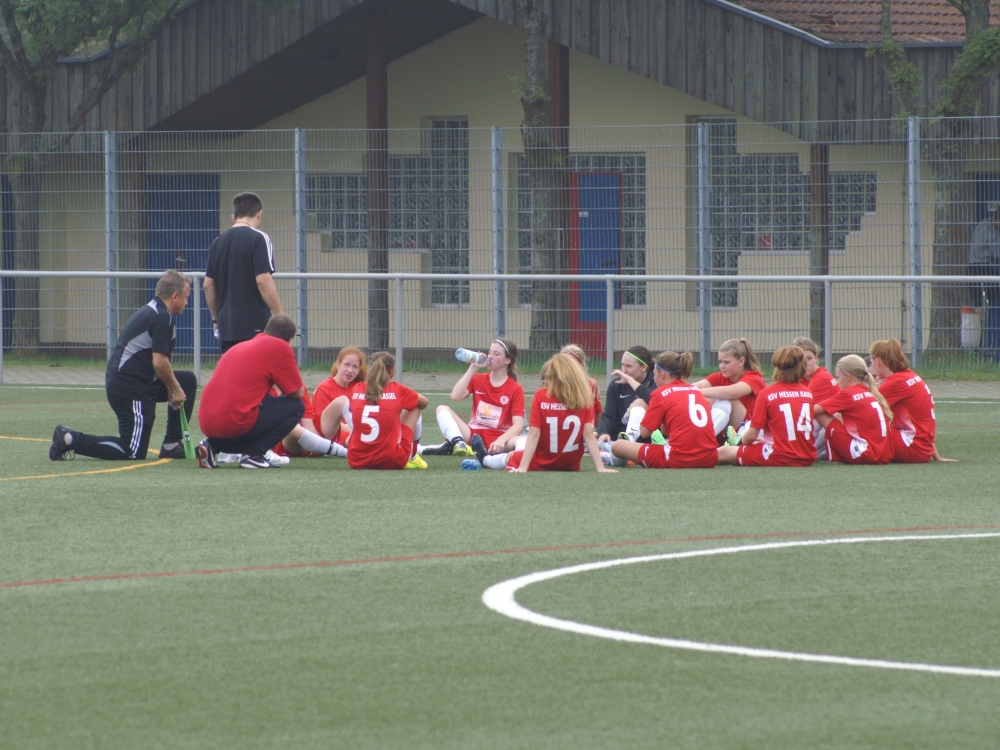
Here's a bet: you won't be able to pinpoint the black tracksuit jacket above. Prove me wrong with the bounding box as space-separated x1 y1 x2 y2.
596 372 657 438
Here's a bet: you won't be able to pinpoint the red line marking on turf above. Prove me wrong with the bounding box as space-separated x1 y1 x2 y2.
3 523 999 591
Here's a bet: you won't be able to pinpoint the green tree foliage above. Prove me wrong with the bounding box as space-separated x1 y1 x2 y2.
873 0 1000 349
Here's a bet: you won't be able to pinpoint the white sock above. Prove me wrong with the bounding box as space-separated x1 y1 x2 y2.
413 415 422 442
625 407 646 441
483 453 509 470
711 400 732 435
514 436 527 451
813 423 826 459
297 429 347 457
342 410 354 431
437 411 463 443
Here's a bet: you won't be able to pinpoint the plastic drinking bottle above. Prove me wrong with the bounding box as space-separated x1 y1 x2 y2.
455 348 487 366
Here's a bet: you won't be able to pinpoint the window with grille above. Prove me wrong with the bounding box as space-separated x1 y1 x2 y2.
831 172 876 251
514 152 646 307
697 117 810 307
306 118 470 306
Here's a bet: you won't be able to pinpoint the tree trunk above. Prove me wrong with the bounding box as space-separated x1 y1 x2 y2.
923 121 971 351
518 0 564 354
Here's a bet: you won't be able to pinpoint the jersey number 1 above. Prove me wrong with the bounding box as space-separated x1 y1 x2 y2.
778 402 812 441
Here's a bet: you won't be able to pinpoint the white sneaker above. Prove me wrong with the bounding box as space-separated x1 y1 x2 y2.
265 449 291 466
600 450 614 466
217 452 243 464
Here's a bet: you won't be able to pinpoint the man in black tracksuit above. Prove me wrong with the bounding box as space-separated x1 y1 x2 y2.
49 270 198 461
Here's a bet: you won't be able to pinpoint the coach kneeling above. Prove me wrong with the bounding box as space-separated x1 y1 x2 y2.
196 314 305 469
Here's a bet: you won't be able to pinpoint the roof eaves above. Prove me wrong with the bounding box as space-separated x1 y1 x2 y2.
701 0 964 48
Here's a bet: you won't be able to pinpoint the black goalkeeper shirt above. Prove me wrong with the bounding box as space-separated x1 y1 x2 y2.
205 224 276 341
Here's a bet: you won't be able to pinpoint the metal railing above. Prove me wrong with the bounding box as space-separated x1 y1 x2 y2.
3 117 1000 374
3 270 998 386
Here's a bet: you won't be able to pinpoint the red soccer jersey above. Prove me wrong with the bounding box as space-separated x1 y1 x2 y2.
818 384 893 463
467 373 525 436
520 388 595 471
588 378 603 422
640 382 719 467
198 334 303 439
803 367 839 404
313 377 353 422
878 370 936 460
346 381 420 469
745 382 816 466
705 369 766 417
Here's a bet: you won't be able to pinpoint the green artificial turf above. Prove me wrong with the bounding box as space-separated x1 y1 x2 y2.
1 384 999 749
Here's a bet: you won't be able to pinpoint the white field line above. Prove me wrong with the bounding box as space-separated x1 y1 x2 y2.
482 532 1000 678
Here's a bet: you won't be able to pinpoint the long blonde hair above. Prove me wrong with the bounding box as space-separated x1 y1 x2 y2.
719 338 763 375
541 353 592 411
365 352 394 404
836 354 893 421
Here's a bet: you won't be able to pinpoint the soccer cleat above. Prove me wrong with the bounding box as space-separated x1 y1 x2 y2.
452 439 475 458
650 430 666 446
617 431 632 443
195 438 218 469
49 425 75 461
460 457 482 470
600 450 615 466
239 454 273 469
404 455 429 469
158 443 187 459
470 434 489 464
726 426 740 446
216 452 243 464
419 442 453 456
264 449 291 466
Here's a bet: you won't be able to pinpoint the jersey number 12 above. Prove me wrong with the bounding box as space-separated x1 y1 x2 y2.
546 415 581 453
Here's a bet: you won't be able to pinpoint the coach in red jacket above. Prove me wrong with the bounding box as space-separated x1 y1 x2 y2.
195 314 305 469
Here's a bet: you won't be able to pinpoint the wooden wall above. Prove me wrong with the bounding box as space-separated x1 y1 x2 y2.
2 0 997 136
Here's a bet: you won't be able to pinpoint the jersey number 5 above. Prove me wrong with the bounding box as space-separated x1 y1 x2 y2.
546 415 581 453
778 402 813 441
360 405 380 443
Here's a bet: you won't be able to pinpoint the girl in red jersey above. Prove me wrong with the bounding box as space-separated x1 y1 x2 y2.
560 344 603 433
478 354 616 473
427 337 525 458
868 338 956 463
792 336 838 459
317 347 367 443
610 351 719 469
692 338 766 441
323 352 429 470
717 346 816 467
813 354 894 465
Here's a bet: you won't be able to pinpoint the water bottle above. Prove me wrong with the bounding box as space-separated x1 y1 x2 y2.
455 348 487 366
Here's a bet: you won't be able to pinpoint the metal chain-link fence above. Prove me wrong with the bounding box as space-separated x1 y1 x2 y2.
2 118 1000 374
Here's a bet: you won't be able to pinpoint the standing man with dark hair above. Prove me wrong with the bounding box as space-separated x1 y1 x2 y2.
49 270 198 461
195 314 346 469
204 192 283 353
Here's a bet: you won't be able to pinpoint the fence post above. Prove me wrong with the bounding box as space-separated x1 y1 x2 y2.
105 131 117 359
295 128 308 366
824 278 833 372
0 274 4 384
606 277 614 384
192 276 201 385
492 127 505 339
907 116 923 368
697 123 712 368
395 276 404 382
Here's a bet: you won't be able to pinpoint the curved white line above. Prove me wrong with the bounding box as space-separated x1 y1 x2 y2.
482 532 1000 678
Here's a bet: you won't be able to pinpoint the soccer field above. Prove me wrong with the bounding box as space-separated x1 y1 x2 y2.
1 384 999 749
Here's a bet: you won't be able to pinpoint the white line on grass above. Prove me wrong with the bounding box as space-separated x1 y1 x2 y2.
482 532 1000 678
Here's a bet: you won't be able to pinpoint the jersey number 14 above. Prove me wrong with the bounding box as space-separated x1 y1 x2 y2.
777 402 813 441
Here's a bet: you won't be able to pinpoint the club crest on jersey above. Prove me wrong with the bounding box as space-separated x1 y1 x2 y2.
500 395 509 405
